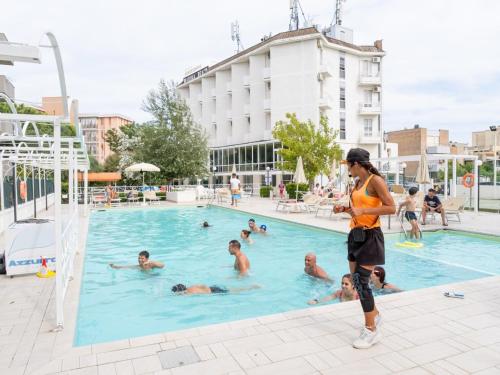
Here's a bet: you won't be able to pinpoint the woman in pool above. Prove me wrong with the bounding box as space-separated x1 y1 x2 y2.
371 266 401 293
308 274 359 305
240 230 254 244
333 148 395 349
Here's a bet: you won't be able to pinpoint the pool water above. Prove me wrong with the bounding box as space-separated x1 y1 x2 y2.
74 207 499 346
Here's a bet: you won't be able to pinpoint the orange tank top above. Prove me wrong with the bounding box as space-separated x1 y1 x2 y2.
350 174 382 228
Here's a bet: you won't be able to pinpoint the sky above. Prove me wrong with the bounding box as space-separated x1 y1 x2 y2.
1 0 500 143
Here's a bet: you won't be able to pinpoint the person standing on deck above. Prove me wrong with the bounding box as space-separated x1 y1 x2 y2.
334 148 395 349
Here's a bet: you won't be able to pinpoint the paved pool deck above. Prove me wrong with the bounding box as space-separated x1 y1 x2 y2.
0 198 499 375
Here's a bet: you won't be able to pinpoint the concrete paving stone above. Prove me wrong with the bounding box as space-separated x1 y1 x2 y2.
394 368 432 375
456 313 500 330
169 356 240 375
373 352 417 373
444 347 500 373
245 357 316 375
97 363 116 375
79 354 97 368
188 328 247 347
266 317 316 332
129 334 165 347
28 358 63 375
422 359 469 375
223 333 283 355
229 318 260 330
132 354 163 375
172 339 190 348
114 360 135 375
256 313 288 325
330 343 392 363
91 339 130 354
461 326 500 346
321 358 390 375
261 339 323 362
193 345 215 361
231 352 257 369
243 326 259 336
253 325 272 334
274 328 308 343
398 325 453 345
304 353 335 371
163 328 200 341
158 346 200 370
159 342 176 351
96 344 160 365
439 337 473 353
61 356 81 371
474 368 500 375
208 343 230 358
312 333 349 351
246 350 271 366
67 366 99 375
399 341 461 366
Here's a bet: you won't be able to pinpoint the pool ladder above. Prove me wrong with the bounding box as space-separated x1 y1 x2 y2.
398 211 422 240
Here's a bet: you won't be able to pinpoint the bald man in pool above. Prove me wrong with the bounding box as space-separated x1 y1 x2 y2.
109 250 164 270
304 252 331 282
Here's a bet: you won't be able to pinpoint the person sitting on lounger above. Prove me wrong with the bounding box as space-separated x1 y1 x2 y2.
370 266 401 293
240 230 253 244
308 274 358 304
171 283 260 295
109 250 164 270
304 252 331 281
422 188 448 226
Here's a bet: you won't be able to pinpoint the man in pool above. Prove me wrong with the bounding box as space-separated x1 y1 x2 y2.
171 283 260 295
304 252 332 281
109 250 164 270
228 240 250 276
248 218 267 234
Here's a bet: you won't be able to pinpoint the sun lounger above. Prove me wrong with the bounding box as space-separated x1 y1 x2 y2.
276 199 309 213
126 190 140 205
442 196 465 223
144 190 161 204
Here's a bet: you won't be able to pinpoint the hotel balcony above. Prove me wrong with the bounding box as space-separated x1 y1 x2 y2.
318 95 333 110
263 98 271 112
243 104 250 118
359 103 381 115
243 76 250 88
226 82 232 93
359 74 381 86
210 88 216 99
359 131 382 144
262 67 271 81
318 64 333 77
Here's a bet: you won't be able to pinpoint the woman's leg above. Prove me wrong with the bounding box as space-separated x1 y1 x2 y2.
351 262 378 330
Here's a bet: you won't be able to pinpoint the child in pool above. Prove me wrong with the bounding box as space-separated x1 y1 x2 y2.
240 229 254 244
308 274 359 305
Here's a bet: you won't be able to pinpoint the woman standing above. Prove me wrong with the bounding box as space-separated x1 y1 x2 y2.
334 148 395 349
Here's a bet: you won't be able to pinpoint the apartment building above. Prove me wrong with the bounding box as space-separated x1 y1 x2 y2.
177 26 386 185
386 125 449 177
469 129 500 161
79 114 133 164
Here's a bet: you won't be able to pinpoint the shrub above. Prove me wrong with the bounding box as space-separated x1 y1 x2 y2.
260 186 272 198
286 183 309 200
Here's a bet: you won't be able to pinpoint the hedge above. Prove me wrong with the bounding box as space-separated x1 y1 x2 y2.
285 183 309 200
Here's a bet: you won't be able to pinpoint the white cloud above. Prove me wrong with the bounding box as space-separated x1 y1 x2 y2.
1 0 499 142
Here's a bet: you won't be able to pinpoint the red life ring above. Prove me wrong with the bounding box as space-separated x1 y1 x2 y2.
462 173 474 188
20 180 27 200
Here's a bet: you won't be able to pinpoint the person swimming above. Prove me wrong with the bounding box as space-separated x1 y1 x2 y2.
240 230 254 244
308 274 359 304
370 266 401 293
171 283 260 295
202 221 211 228
109 250 164 270
304 252 331 282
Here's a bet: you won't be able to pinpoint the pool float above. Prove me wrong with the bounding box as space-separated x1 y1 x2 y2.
36 257 56 278
395 241 423 249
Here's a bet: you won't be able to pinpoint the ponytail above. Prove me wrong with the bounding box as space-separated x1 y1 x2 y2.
358 161 383 178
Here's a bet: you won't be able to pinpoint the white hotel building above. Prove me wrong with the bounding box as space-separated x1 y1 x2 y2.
178 26 390 186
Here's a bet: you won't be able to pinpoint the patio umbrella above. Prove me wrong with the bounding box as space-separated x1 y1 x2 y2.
329 159 338 189
415 154 431 184
293 156 307 200
124 163 161 205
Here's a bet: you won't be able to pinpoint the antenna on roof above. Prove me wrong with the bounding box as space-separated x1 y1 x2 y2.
231 21 244 53
289 0 308 30
330 0 347 27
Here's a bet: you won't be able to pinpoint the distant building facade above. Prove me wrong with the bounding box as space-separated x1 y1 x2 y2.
177 26 387 186
386 125 449 177
469 129 500 161
79 114 133 164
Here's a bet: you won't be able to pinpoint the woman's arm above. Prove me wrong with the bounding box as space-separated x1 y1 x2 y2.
308 291 340 305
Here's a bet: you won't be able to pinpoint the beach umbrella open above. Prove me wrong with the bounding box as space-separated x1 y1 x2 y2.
125 162 161 205
293 156 307 200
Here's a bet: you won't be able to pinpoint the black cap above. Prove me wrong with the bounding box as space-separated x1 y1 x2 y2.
346 148 370 163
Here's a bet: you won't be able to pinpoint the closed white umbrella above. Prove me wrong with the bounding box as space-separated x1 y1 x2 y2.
415 154 430 184
329 159 338 189
125 163 161 205
293 156 307 200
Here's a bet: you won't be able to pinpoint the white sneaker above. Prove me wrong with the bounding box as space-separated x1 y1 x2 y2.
353 327 381 349
375 313 382 327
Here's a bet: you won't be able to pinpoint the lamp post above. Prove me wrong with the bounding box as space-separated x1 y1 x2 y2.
401 162 407 188
212 166 217 195
477 159 483 211
490 125 498 198
266 166 271 186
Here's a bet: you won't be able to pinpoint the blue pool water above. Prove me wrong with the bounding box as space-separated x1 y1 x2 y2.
74 207 499 346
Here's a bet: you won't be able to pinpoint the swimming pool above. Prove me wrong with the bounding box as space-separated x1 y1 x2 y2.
74 206 499 346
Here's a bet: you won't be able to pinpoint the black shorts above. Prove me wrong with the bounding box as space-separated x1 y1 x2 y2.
405 211 417 222
209 286 228 294
347 227 385 265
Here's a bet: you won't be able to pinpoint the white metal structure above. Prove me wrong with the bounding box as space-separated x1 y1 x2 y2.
0 33 89 328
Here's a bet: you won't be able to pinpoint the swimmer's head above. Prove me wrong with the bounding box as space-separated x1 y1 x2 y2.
304 252 317 268
240 230 251 239
259 224 267 232
372 266 386 283
248 218 256 229
138 250 149 265
203 221 210 227
409 187 418 196
228 239 241 254
171 284 187 293
341 274 354 292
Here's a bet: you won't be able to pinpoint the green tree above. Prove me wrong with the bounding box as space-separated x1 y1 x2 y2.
272 113 341 184
88 155 103 172
134 80 208 181
104 128 122 153
103 153 120 172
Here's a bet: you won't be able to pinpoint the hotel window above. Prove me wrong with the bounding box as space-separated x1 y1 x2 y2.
340 87 346 109
364 119 373 137
339 55 345 79
339 113 346 140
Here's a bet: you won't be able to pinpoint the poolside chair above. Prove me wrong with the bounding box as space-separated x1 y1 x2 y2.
391 184 406 194
216 188 232 204
144 190 161 204
442 196 465 223
91 190 107 207
275 199 309 213
126 190 140 205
